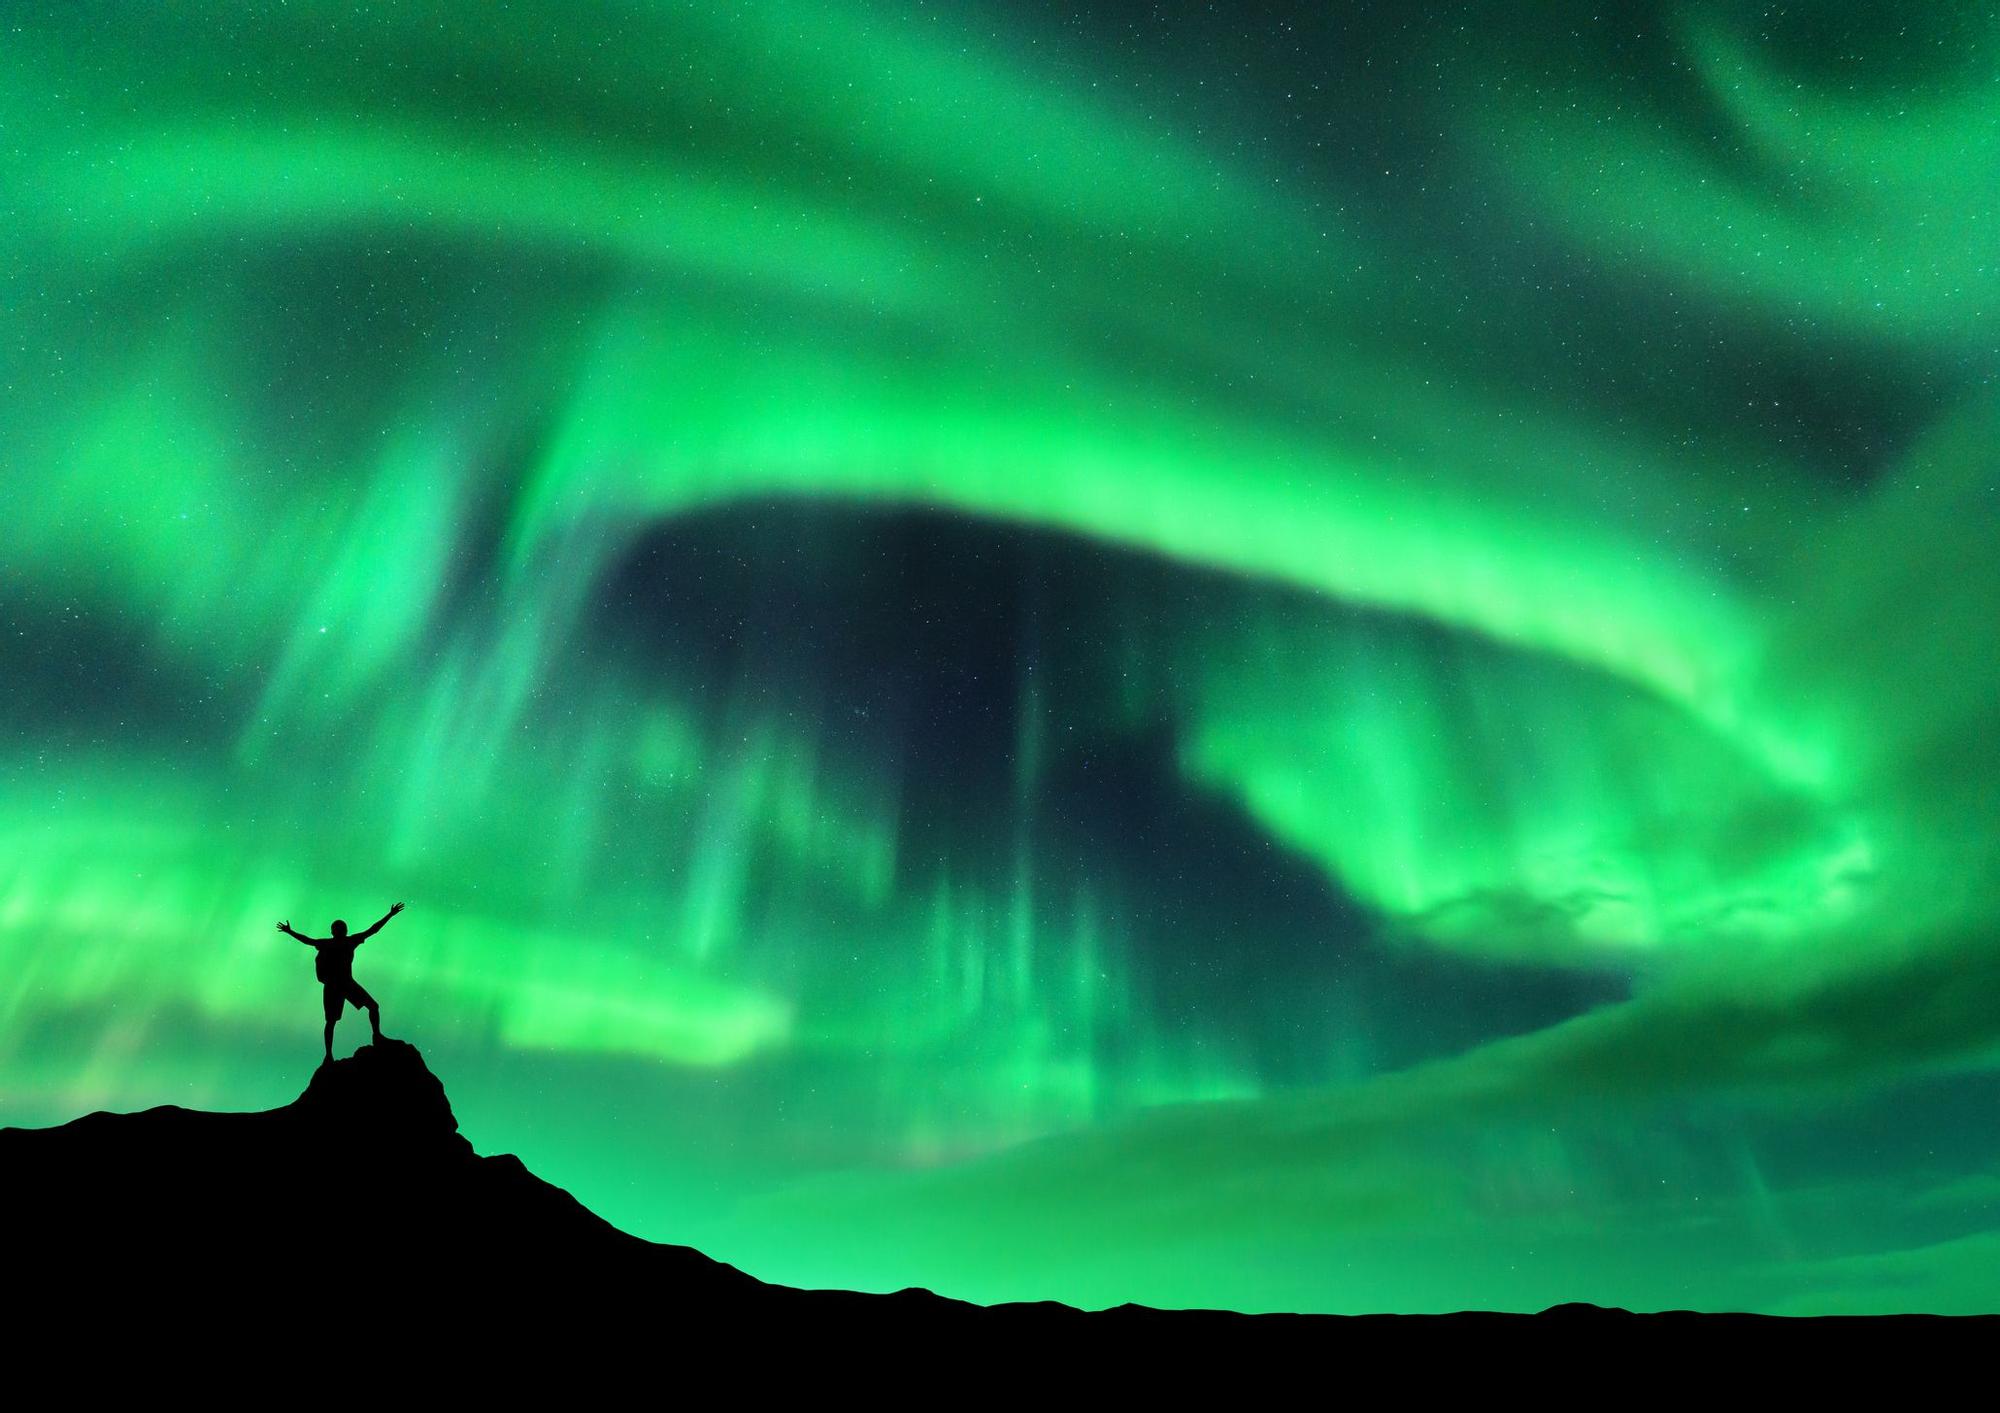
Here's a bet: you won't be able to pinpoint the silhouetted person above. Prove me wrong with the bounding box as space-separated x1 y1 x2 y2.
279 903 404 1062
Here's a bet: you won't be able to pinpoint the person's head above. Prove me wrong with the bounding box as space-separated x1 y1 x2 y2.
330 919 348 938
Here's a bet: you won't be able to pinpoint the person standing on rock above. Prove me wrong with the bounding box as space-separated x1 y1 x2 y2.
278 903 404 1062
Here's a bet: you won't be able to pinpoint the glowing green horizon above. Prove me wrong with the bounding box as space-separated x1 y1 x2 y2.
3 1 1997 1316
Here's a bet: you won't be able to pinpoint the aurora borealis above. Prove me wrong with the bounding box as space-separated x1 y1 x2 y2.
3 0 1998 1314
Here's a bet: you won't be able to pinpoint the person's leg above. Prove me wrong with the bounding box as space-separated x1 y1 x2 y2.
322 985 342 1060
349 980 381 1042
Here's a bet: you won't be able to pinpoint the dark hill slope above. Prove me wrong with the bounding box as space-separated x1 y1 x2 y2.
3 1040 1987 1365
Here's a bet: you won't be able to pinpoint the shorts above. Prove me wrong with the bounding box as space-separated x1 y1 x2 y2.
322 978 377 1022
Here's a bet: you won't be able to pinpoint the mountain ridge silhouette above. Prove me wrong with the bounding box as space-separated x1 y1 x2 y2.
4 1039 1988 1367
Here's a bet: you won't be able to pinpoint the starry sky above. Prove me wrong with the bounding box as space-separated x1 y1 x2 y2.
3 1 1997 1314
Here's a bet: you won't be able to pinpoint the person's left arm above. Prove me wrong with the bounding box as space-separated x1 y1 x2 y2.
354 901 405 944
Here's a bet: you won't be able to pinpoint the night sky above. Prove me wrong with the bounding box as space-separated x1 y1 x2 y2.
4 2 1998 1313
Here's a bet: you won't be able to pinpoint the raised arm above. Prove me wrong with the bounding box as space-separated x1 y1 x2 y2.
276 921 323 945
354 901 405 943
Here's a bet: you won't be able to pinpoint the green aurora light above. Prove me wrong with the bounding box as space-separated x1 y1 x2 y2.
2 1 1997 1315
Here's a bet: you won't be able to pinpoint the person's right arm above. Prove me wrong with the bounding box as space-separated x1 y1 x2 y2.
277 921 321 945
353 901 405 944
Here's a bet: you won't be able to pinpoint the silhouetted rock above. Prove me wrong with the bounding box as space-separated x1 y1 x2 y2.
3 1041 1990 1366
289 1037 464 1151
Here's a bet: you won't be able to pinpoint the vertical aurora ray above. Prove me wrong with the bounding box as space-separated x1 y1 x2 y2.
3 0 1998 1315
